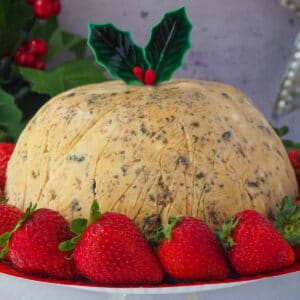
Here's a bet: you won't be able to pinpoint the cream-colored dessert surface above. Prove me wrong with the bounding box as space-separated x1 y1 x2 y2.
6 79 298 236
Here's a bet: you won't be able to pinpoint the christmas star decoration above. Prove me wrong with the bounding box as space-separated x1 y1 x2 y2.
273 0 300 117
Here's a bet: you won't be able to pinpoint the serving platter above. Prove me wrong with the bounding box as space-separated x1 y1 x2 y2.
0 262 300 300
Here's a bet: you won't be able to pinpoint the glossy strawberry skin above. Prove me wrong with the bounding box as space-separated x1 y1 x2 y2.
9 208 78 279
74 212 164 285
0 143 15 191
288 149 300 188
158 217 229 281
0 204 23 235
228 210 295 276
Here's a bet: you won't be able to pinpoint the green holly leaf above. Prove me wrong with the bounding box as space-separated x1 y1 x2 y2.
88 23 148 85
0 88 23 142
145 7 192 84
19 57 106 97
0 0 32 57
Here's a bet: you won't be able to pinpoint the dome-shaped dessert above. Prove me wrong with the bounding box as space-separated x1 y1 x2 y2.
6 79 298 237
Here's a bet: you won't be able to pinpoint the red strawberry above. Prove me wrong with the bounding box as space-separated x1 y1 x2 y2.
0 202 23 236
288 149 300 188
273 196 300 262
216 209 295 276
0 201 23 259
157 216 229 281
61 201 163 285
8 207 78 279
75 212 163 285
0 143 15 191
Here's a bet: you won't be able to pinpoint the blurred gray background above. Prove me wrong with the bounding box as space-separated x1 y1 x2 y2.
59 0 300 139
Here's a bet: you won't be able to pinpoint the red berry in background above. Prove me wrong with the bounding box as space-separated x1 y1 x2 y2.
33 0 61 19
14 52 36 67
33 59 45 70
27 39 48 57
143 69 156 85
0 143 15 191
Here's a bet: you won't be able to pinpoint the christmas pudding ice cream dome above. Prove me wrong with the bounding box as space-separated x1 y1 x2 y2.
5 7 298 237
6 78 298 236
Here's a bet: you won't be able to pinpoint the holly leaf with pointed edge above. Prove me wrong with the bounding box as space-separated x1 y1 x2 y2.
0 88 23 142
145 7 192 84
19 57 106 97
88 23 148 85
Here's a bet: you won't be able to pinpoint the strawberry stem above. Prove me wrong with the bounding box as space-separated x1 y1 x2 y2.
90 199 101 224
156 216 182 242
215 217 239 251
59 200 101 252
273 196 300 246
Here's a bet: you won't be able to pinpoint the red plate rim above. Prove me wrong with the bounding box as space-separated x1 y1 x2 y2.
0 261 300 292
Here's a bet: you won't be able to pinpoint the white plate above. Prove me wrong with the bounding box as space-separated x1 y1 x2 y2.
0 263 300 300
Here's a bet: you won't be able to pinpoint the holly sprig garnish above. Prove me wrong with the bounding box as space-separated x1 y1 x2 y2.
88 7 192 86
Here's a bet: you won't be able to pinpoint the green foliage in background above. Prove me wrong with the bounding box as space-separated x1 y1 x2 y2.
0 0 106 142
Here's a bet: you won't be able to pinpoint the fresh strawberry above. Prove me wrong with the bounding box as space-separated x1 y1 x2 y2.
288 149 300 188
216 209 295 276
273 196 300 262
157 216 229 281
0 201 23 259
60 201 164 285
0 143 15 191
6 206 78 279
0 202 23 236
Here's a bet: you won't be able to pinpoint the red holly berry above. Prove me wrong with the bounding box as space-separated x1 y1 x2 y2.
70 207 163 285
217 209 295 276
14 51 36 67
132 66 144 81
9 208 78 279
0 143 15 191
27 39 48 57
143 69 156 85
157 216 229 281
33 0 61 19
33 59 46 70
